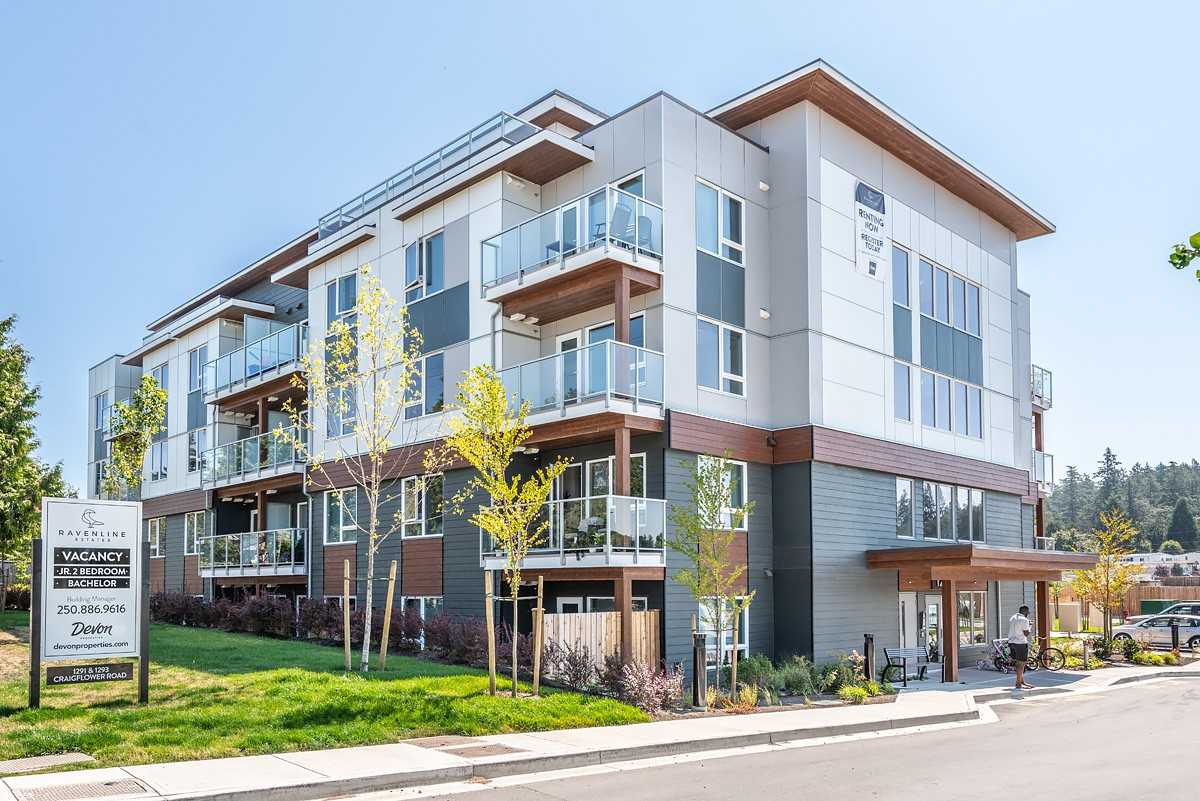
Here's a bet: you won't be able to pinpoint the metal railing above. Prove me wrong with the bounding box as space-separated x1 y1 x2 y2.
318 112 540 239
1031 364 1053 408
1034 535 1056 551
482 185 664 288
499 340 664 416
200 423 306 485
481 495 666 563
203 322 307 398
1033 450 1055 486
199 528 306 572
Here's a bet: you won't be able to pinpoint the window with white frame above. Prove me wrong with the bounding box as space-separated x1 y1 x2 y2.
698 597 749 669
697 318 745 396
586 596 648 612
150 362 168 434
401 474 443 538
188 344 208 393
894 362 911 422
324 319 357 438
324 487 358 544
184 511 204 555
325 273 358 322
404 352 445 420
958 591 987 646
150 440 168 481
148 517 165 558
922 482 985 542
402 596 443 645
896 478 915 538
698 456 748 530
404 232 444 303
94 391 110 431
695 179 743 264
920 370 982 438
187 428 207 473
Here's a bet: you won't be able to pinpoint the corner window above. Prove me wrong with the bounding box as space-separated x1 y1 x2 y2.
401 474 443 538
94 391 110 431
150 363 169 434
896 478 914 538
188 345 208 393
324 488 358 544
695 179 743 264
405 352 445 420
697 318 745 396
184 511 204 555
148 517 165 558
404 231 444 303
698 456 748 530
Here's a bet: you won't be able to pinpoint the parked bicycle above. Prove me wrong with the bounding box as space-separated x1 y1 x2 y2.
990 638 1066 672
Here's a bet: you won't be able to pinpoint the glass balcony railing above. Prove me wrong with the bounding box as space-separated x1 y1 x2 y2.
199 528 306 572
499 340 664 415
1034 536 1056 551
203 322 307 398
481 185 664 288
1033 450 1055 486
318 112 540 239
200 424 306 485
481 495 666 562
1031 364 1053 408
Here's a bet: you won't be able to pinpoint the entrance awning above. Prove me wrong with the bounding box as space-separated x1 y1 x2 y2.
866 543 1096 585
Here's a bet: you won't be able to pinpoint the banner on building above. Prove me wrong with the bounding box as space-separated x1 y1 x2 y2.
854 181 889 279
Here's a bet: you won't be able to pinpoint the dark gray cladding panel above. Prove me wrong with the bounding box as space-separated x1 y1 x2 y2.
771 461 812 659
407 283 469 354
238 278 308 324
186 390 206 432
746 461 774 660
696 251 746 328
164 512 186 593
442 467 486 618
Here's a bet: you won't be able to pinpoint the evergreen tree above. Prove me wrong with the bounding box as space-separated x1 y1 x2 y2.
1093 448 1125 523
1167 497 1198 551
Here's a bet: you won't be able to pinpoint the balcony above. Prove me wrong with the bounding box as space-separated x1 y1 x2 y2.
1033 450 1055 488
1034 535 1056 551
500 340 664 429
481 495 666 570
1031 364 1053 409
199 528 306 579
201 426 306 489
203 322 307 404
481 186 663 324
318 112 540 239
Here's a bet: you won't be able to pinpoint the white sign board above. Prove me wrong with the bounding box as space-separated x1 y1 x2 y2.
854 181 889 279
40 498 142 662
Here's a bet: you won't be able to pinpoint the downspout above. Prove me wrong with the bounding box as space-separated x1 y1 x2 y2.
489 306 501 368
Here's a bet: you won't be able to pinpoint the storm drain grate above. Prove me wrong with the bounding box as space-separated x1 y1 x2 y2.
0 754 94 775
13 778 148 801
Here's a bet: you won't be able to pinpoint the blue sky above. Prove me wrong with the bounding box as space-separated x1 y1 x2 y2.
2 1 1197 490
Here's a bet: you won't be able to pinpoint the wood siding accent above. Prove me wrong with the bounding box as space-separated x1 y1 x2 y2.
492 261 660 325
214 472 304 499
149 558 165 594
213 576 306 588
183 555 201 595
667 411 773 463
323 544 357 597
725 532 749 594
518 566 666 583
526 413 663 452
142 489 207 518
401 537 443 597
307 441 464 491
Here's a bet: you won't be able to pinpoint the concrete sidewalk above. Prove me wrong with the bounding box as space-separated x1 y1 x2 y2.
0 691 979 801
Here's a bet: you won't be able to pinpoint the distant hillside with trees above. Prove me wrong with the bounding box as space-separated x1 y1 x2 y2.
1047 447 1200 553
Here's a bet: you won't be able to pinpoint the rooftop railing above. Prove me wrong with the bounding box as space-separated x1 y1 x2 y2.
1031 364 1053 408
318 112 540 239
199 528 306 574
482 185 663 288
481 495 666 564
499 340 664 416
200 423 306 486
203 322 307 398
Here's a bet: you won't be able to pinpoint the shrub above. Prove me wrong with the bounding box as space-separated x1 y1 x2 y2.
1118 637 1143 660
863 680 883 697
724 684 758 712
397 607 423 652
838 685 869 704
236 596 292 637
598 653 625 696
735 654 783 704
619 662 684 714
553 643 597 691
817 653 863 693
1091 637 1114 659
777 655 818 699
1131 650 1179 667
297 598 343 641
424 615 490 665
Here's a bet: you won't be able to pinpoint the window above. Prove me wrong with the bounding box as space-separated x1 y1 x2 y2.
150 363 168 434
958 591 986 646
324 320 357 438
922 482 955 540
920 370 983 438
953 383 968 436
587 596 648 612
919 259 934 316
966 284 981 336
695 179 743 264
935 375 950 430
401 474 443 538
184 511 204 555
150 441 168 481
698 456 748 530
699 597 750 670
933 266 948 322
892 246 909 307
148 517 165 558
187 428 207 473
405 352 445 420
894 362 911 421
188 345 208 393
922 482 985 541
896 478 914 538
402 596 443 646
969 488 985 542
615 171 644 198
967 386 982 438
94 391 109 431
324 488 358 544
326 273 358 322
404 231 444 303
951 276 966 330
697 318 745 396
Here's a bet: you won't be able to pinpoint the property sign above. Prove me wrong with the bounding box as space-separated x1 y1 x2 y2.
854 181 889 279
46 663 134 685
39 498 142 662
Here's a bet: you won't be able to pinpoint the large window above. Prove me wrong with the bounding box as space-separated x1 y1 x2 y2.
699 597 750 670
697 318 745 396
892 246 913 362
188 345 208 393
918 258 983 386
326 273 358 322
405 352 445 420
150 363 168 434
148 517 165 558
958 591 987 647
401 474 444 538
187 428 207 473
324 488 359 544
896 478 914 538
324 305 357 438
150 441 168 482
695 179 743 264
184 511 204 555
921 370 982 438
922 482 985 541
698 456 748 530
93 391 109 431
404 231 444 303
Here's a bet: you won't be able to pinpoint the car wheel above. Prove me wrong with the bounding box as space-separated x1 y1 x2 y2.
1188 636 1200 653
1113 633 1132 641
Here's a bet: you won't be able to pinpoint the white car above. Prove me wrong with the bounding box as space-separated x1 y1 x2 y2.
1126 602 1200 624
1111 614 1200 650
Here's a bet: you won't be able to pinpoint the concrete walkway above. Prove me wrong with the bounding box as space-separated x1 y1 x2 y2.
1 664 1192 801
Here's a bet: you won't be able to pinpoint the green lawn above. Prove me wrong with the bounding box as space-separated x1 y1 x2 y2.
0 611 645 771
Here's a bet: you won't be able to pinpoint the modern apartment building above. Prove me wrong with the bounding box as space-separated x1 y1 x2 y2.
86 59 1085 679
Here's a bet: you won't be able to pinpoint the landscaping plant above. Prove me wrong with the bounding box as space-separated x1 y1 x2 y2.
619 661 684 714
837 685 869 704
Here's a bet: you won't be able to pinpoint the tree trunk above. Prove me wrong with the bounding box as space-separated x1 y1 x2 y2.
730 610 739 695
511 588 519 699
361 548 374 672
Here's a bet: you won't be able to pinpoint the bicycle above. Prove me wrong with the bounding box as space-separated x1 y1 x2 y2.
990 639 1066 672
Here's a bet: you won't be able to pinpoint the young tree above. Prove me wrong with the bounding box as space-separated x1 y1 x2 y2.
667 452 755 694
1167 497 1198 551
424 365 568 697
1069 510 1142 640
104 374 168 499
1161 539 1185 555
278 265 425 673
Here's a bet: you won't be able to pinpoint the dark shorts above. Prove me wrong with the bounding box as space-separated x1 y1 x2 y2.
1009 643 1029 662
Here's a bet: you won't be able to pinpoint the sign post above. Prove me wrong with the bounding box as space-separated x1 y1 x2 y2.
34 498 146 708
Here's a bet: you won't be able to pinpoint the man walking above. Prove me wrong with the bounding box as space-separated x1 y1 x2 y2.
1008 604 1033 690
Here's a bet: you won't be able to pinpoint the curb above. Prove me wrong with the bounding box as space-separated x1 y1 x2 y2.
125 709 981 801
1109 669 1200 686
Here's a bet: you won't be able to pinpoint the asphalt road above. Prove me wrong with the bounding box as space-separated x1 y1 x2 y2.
413 680 1200 801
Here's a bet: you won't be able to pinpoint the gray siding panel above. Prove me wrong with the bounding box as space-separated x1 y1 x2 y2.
442 468 485 617
164 512 185 593
984 493 1022 548
746 461 773 660
664 450 697 674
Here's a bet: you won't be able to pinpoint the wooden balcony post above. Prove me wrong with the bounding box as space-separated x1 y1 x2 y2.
615 570 634 665
614 427 631 496
940 579 958 683
1036 580 1051 651
614 275 631 344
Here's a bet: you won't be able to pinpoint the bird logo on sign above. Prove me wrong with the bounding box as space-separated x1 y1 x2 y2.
81 509 104 529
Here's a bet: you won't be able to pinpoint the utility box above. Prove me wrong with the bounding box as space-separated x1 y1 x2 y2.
1140 599 1176 615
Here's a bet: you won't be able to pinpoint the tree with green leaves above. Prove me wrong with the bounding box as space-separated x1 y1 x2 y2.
667 452 755 694
1169 231 1200 276
1092 448 1125 524
104 374 167 499
1167 497 1198 552
1069 510 1142 640
1160 539 1184 555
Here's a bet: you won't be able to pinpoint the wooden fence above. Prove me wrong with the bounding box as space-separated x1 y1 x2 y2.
542 610 661 667
1060 582 1200 616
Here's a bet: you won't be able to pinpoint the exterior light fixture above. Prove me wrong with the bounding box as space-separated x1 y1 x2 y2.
510 312 526 321
758 180 770 192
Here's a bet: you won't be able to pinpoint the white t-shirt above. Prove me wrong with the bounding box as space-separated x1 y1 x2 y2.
1007 613 1030 645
